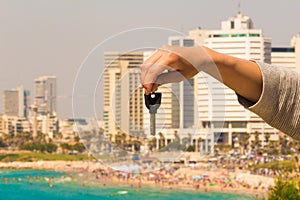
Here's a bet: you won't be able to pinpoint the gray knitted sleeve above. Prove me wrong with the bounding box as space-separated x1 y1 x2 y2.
237 61 300 140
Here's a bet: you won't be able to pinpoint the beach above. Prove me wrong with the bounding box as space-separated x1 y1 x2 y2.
0 160 273 199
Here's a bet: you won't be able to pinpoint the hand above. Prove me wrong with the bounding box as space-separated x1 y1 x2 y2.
140 45 213 94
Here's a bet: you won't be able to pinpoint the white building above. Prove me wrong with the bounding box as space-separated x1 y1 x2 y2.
103 52 144 139
291 34 300 72
271 47 296 70
34 76 57 115
187 13 277 151
271 34 300 72
37 114 59 138
0 115 31 137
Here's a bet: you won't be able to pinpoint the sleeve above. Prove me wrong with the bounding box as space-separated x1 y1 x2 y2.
237 61 300 140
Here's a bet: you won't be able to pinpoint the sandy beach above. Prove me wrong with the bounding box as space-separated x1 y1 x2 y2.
0 160 273 199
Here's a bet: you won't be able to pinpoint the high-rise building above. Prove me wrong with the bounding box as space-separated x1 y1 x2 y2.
3 90 18 117
168 36 196 129
187 13 276 150
2 85 30 118
271 34 300 73
103 52 144 138
34 76 56 115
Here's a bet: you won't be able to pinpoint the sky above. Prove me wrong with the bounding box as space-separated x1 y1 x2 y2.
1 0 299 119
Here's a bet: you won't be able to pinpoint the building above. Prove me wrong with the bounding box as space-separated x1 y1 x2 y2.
187 12 277 151
271 34 300 72
271 47 296 70
0 115 8 137
168 36 196 129
0 115 30 137
34 76 57 115
2 85 30 118
3 90 18 117
103 52 144 139
291 34 300 73
37 114 59 138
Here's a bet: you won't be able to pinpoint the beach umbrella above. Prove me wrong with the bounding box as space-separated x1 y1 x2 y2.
193 175 201 180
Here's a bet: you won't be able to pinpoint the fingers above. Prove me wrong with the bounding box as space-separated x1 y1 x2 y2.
140 45 202 94
140 50 162 84
141 51 175 94
141 62 170 94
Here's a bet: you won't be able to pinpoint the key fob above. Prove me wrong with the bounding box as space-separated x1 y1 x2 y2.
144 92 162 114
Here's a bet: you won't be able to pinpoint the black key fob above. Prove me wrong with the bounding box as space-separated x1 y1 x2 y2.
144 92 162 114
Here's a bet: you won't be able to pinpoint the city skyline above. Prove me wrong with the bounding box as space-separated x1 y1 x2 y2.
1 0 300 118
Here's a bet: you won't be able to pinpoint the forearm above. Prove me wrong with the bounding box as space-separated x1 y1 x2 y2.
203 47 300 139
203 47 263 103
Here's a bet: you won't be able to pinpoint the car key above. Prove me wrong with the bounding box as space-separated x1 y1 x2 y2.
144 92 162 136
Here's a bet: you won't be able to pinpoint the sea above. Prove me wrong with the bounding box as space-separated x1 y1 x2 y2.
0 169 253 200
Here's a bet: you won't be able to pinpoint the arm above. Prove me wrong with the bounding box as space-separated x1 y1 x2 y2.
141 45 262 102
141 45 300 140
202 46 262 103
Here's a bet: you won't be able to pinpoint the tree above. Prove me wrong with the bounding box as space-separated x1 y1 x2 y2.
60 143 70 153
186 145 195 152
269 177 300 200
72 143 86 153
45 143 58 153
148 137 156 151
239 133 250 155
251 131 262 153
158 132 165 149
74 135 80 143
20 142 57 153
0 138 6 148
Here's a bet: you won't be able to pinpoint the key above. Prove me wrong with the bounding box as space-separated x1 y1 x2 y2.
144 92 162 136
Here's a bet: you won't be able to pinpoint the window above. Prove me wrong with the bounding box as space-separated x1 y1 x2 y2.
231 21 234 29
231 34 247 37
231 121 247 128
213 34 229 38
249 33 260 37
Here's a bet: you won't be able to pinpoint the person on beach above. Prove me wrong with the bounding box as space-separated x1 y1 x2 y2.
140 45 300 140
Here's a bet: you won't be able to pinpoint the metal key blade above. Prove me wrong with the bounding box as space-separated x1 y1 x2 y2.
150 113 156 136
144 92 162 136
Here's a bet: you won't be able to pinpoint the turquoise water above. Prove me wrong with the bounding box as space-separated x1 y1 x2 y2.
0 170 253 200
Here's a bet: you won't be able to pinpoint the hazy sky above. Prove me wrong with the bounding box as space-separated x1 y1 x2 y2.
1 0 299 119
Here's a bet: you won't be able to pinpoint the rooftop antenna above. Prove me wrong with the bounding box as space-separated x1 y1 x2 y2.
238 0 241 14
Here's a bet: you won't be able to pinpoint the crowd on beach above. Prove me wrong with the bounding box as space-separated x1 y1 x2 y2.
0 159 275 198
89 161 274 199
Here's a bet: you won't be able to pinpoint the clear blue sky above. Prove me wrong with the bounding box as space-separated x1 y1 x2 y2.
1 0 299 118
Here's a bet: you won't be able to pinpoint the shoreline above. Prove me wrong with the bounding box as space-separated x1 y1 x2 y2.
0 160 270 199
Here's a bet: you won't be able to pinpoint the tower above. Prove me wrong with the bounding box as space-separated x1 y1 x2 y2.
103 52 144 138
34 76 56 115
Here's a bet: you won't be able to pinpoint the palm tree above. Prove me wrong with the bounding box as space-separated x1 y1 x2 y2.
114 132 122 146
108 133 113 142
120 132 127 149
239 133 250 155
196 137 203 152
147 137 156 151
251 131 262 154
158 132 165 149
